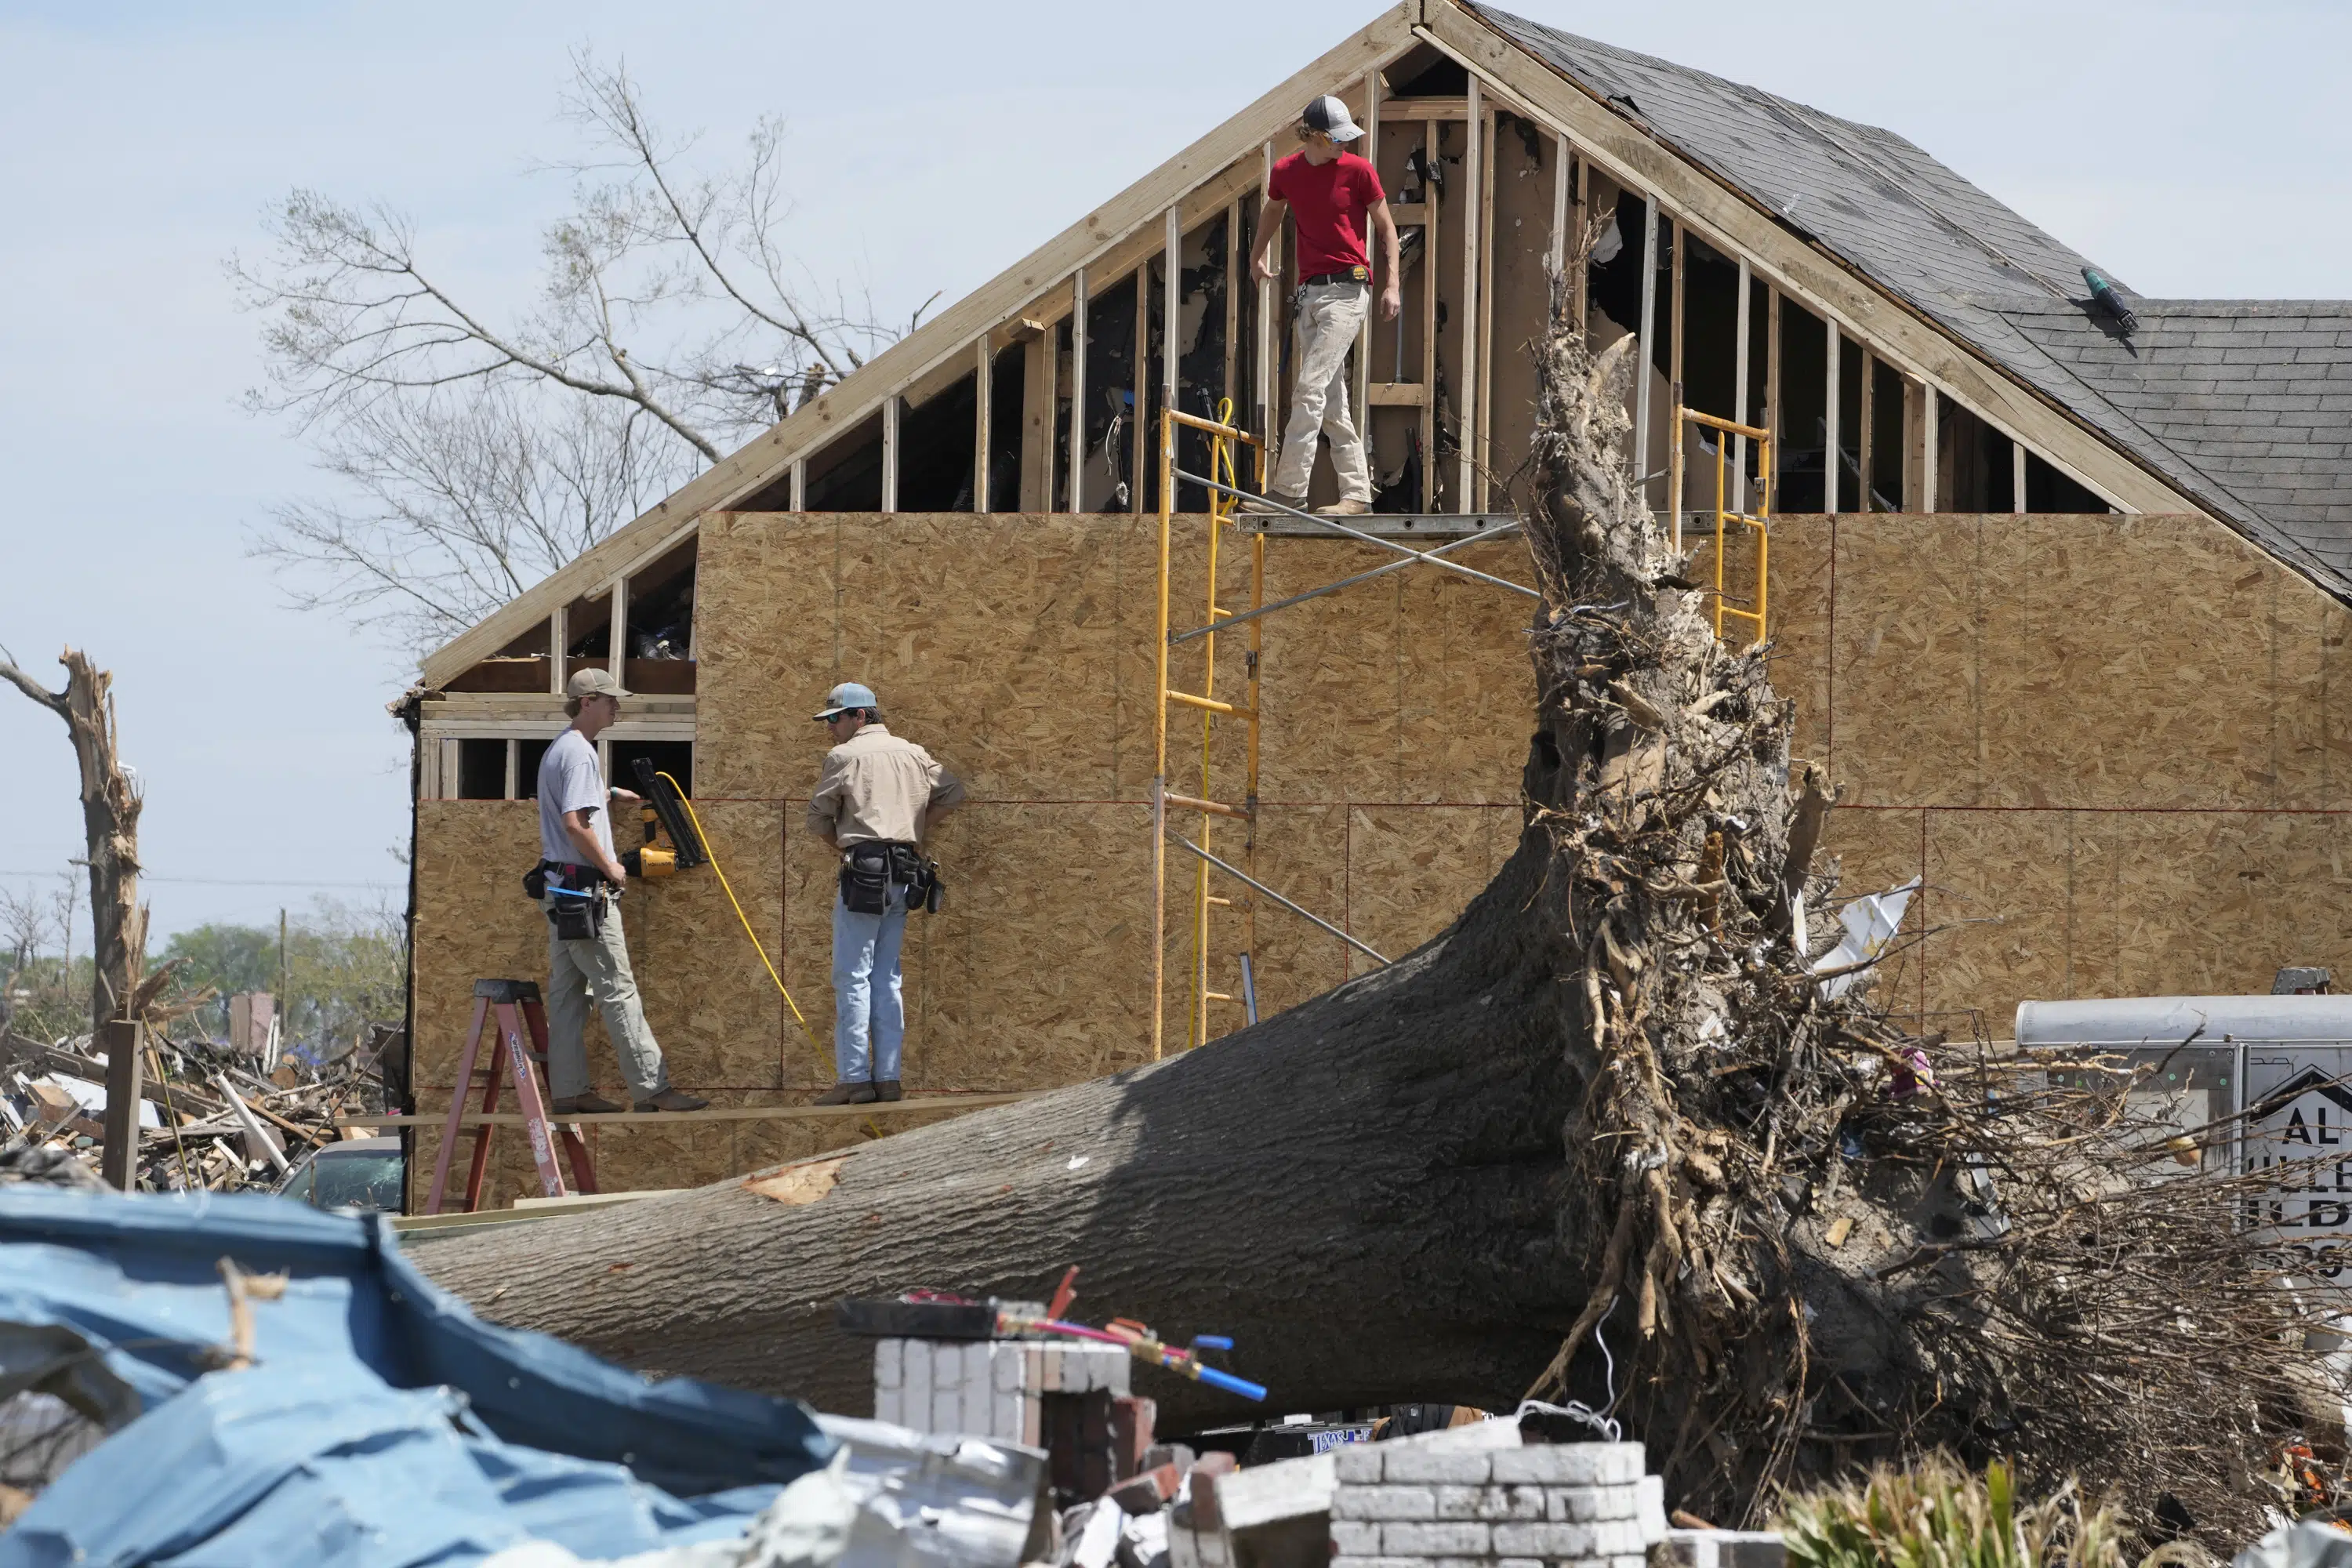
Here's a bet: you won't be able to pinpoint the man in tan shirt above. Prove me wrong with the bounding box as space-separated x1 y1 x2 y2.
805 682 965 1105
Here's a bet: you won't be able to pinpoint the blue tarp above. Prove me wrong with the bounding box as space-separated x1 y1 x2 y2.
0 1187 834 1566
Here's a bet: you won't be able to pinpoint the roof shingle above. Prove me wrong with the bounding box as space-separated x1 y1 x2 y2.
1472 4 2352 599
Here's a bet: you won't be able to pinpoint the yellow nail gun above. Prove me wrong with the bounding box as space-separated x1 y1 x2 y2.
620 758 709 879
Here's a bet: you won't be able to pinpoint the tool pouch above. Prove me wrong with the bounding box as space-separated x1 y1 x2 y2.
840 843 895 915
546 866 608 940
521 862 550 902
898 850 945 915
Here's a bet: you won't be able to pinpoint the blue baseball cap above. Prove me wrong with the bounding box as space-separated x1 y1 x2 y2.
813 681 879 720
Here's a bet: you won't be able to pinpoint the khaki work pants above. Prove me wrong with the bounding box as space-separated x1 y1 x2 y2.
1270 280 1373 504
540 893 670 1101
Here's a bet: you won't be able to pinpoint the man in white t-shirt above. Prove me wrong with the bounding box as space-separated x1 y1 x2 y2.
535 668 706 1115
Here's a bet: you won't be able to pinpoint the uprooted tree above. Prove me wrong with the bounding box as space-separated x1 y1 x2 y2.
416 285 2330 1545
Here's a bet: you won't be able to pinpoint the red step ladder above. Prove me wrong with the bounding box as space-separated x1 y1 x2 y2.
424 978 598 1214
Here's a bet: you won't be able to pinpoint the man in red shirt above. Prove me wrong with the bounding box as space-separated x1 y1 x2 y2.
1253 94 1402 517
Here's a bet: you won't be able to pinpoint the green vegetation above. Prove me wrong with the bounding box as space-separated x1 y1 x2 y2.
0 882 403 1062
1781 1457 2127 1568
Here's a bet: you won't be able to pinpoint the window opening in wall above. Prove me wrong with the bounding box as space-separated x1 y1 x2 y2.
1939 399 2009 513
1385 48 1468 97
988 343 1025 512
1172 212 1230 514
1679 234 1740 423
1236 194 1261 448
608 739 693 800
1426 117 1465 513
1054 317 1075 512
1143 254 1168 514
1776 296 1828 512
898 372 978 511
562 590 612 687
518 738 554 797
1867 358 1906 510
2024 450 2111 513
804 410 886 510
445 618 552 693
456 739 507 800
1081 274 1139 511
1837 336 1866 509
1586 188 1646 344
623 538 696 695
1745 276 1769 494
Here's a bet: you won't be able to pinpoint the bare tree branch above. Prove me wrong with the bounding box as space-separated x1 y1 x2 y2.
235 53 912 652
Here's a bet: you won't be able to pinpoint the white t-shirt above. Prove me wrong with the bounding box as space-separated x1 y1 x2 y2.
537 730 612 866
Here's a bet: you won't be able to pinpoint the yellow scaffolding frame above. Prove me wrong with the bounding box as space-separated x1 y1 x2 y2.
1149 408 1541 1060
1152 403 1264 1058
1670 405 1774 643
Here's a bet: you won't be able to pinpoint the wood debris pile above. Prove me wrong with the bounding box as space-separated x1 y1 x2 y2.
0 1024 401 1193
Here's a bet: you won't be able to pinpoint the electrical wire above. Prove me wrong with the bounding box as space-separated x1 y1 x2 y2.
656 773 830 1076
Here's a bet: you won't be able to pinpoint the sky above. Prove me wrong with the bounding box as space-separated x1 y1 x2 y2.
0 0 2345 952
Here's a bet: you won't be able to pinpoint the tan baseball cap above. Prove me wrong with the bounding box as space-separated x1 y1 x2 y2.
567 667 627 700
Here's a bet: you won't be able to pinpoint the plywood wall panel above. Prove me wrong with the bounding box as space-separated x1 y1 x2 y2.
916 802 1154 1087
423 505 2352 1202
412 803 559 1096
1976 514 2281 809
1345 805 1514 980
1396 536 1536 804
1828 515 1987 808
1919 810 2073 1040
835 514 1131 800
621 800 785 1091
1187 804 1352 1043
695 513 839 800
1254 539 1403 800
1762 517 1832 768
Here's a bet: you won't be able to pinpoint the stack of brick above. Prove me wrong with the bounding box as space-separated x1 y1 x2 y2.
1329 1438 1667 1568
873 1338 1129 1446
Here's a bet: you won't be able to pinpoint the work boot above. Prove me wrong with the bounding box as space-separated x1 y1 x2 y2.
873 1080 904 1102
813 1081 878 1106
1315 499 1372 517
634 1088 710 1112
550 1092 626 1115
1247 492 1308 515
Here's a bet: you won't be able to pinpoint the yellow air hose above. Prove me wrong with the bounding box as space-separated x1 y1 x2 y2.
657 773 831 1077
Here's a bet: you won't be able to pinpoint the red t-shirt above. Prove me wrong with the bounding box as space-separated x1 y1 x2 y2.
1269 150 1385 278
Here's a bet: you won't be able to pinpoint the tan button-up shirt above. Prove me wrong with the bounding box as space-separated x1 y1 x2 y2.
806 724 966 848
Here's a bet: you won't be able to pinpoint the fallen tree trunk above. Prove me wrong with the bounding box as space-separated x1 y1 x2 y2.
419 833 1584 1421
419 280 2321 1545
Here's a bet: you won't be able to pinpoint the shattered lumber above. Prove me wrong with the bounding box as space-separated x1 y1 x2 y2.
2 1025 397 1193
416 280 2321 1552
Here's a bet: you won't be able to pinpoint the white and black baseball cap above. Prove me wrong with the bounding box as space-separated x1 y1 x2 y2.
1301 94 1365 143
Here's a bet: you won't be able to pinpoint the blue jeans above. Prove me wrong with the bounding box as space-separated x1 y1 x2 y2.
831 887 907 1083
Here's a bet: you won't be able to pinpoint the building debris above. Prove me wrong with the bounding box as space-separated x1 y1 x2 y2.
1 1023 397 1196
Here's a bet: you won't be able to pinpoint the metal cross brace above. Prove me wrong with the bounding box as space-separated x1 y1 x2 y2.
1171 521 1526 645
1173 468 1541 602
